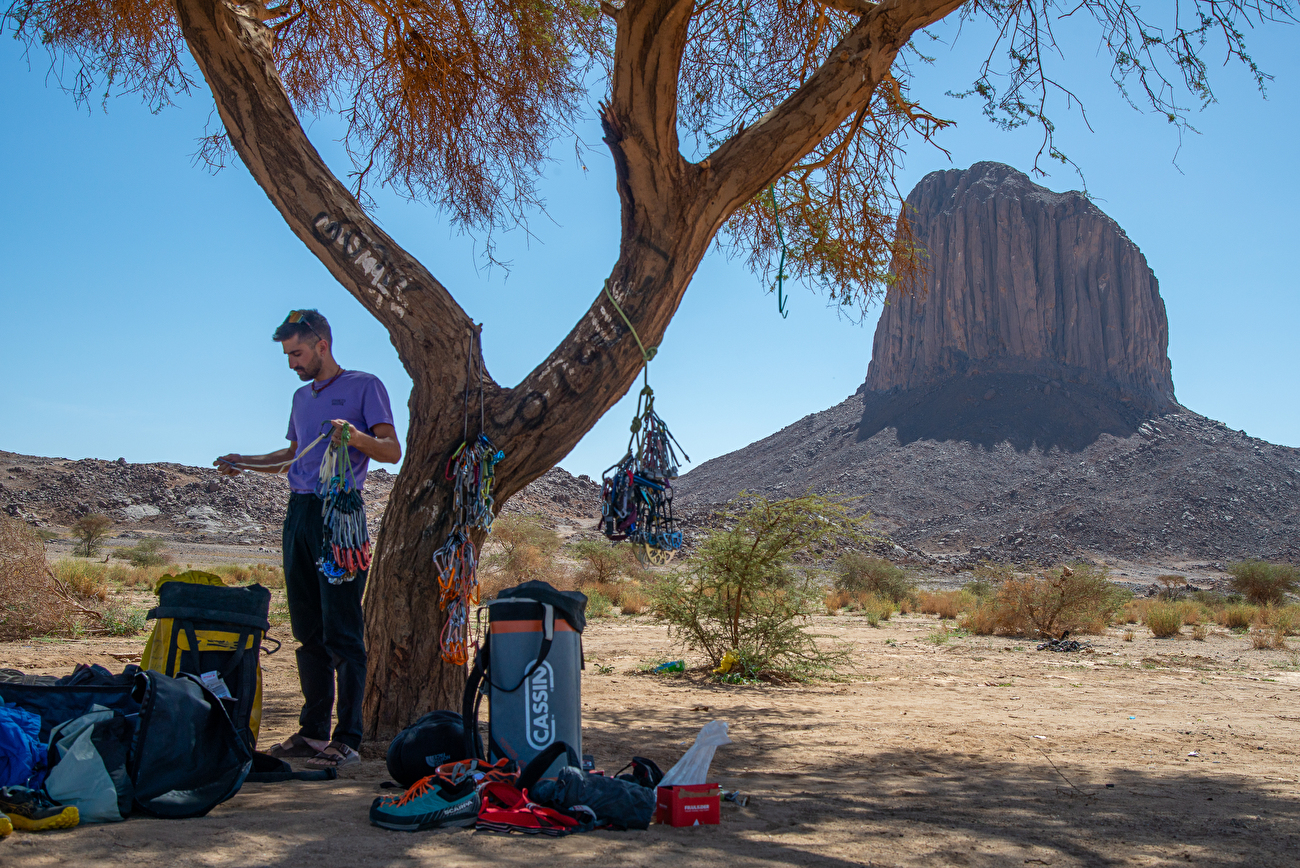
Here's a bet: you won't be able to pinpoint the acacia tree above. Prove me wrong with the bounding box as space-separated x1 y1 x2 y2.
5 0 1287 737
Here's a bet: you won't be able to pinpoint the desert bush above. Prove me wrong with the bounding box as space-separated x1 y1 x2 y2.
854 593 895 627
825 589 851 614
481 514 564 596
1122 629 1135 642
1191 624 1208 641
651 492 869 681
585 588 614 619
100 604 147 636
72 513 113 557
1228 561 1299 606
917 590 978 620
834 553 914 604
1250 628 1288 651
1252 605 1300 636
52 559 110 601
963 580 998 600
965 564 1126 638
619 586 648 615
1 516 82 640
972 562 1015 583
209 563 285 589
1216 604 1257 630
114 538 172 567
569 540 646 586
1145 603 1183 638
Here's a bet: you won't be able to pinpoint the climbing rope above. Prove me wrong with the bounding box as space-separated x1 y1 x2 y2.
432 326 504 665
598 283 689 564
316 423 371 583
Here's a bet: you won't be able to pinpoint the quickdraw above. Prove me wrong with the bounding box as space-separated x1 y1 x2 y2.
432 326 504 665
316 422 371 584
600 383 689 566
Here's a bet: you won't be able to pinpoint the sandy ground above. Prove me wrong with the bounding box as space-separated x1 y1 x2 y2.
2 609 1298 867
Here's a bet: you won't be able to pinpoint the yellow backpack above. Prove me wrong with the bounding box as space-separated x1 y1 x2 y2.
141 572 273 749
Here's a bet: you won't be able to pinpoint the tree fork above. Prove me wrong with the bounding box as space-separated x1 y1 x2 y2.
171 0 958 737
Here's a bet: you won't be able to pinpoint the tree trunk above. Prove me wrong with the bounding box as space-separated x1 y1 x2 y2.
172 0 962 741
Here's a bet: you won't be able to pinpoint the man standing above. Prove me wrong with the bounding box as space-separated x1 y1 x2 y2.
215 309 401 768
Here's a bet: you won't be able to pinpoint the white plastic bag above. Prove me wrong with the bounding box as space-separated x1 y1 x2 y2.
659 720 732 787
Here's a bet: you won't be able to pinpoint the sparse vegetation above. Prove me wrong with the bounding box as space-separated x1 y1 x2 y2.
1 515 81 640
71 513 113 557
52 559 110 601
208 562 285 588
833 553 914 604
965 564 1127 638
481 513 565 597
100 604 147 636
1251 628 1288 651
1217 604 1256 630
651 492 869 682
1191 624 1209 641
114 537 172 567
1228 561 1299 606
1145 603 1183 638
916 589 979 620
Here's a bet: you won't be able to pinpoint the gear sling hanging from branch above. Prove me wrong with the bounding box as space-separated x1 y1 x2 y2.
598 281 690 566
431 325 504 665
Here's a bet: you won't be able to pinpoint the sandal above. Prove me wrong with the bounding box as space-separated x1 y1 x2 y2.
306 741 361 769
266 734 328 759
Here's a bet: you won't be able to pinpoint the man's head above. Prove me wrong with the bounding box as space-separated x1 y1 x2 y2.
273 309 334 381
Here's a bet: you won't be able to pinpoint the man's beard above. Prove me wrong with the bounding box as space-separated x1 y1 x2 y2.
294 356 323 381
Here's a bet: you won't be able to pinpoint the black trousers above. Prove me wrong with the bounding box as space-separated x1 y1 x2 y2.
282 493 367 750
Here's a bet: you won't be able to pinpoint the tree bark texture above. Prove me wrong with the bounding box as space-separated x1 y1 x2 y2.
172 0 963 739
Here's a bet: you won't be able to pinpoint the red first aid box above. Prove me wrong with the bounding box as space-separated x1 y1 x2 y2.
655 784 721 826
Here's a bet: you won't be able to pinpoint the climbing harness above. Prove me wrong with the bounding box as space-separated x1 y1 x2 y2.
316 422 371 584
598 282 689 566
431 326 504 665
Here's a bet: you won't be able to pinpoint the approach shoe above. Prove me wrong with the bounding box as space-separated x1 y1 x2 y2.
0 787 79 832
370 776 480 832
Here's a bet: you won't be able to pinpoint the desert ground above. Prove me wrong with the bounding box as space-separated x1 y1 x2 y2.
3 588 1298 867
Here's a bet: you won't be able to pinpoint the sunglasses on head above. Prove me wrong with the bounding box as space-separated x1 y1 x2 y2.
287 310 326 345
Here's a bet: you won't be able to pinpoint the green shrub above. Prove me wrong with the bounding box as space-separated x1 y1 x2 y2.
1145 603 1183 638
1229 561 1299 605
100 605 147 636
833 553 914 603
651 492 870 682
481 514 564 597
114 538 172 568
585 589 613 619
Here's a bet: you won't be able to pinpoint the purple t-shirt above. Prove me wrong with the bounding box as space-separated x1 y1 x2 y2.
286 370 395 494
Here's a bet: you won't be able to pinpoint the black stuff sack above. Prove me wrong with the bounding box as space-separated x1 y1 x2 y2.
386 711 479 788
522 744 655 831
129 669 251 819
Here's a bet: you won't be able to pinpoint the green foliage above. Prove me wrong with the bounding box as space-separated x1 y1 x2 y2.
569 539 646 585
833 553 914 603
1229 561 1299 606
100 604 146 637
72 513 113 557
585 588 613 619
114 538 172 568
1145 603 1183 638
650 492 870 682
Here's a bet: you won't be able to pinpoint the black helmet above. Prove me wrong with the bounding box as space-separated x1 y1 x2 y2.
385 711 475 787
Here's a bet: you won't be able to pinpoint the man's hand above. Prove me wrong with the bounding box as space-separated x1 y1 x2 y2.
329 422 401 464
214 454 243 476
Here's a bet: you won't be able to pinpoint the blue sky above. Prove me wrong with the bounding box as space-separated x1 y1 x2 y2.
2 17 1297 481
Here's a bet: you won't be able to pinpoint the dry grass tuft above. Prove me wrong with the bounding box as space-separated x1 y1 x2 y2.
1191 623 1208 641
1217 604 1256 630
618 586 648 615
916 590 977 620
209 563 285 589
1250 628 1288 651
1122 630 1135 642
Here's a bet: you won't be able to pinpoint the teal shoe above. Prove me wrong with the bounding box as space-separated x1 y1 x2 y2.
370 776 480 832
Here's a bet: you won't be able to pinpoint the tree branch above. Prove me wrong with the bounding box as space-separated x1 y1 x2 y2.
171 0 475 383
820 0 875 16
703 0 964 228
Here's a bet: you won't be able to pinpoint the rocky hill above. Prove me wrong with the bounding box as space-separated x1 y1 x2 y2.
676 163 1300 567
1 450 599 545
